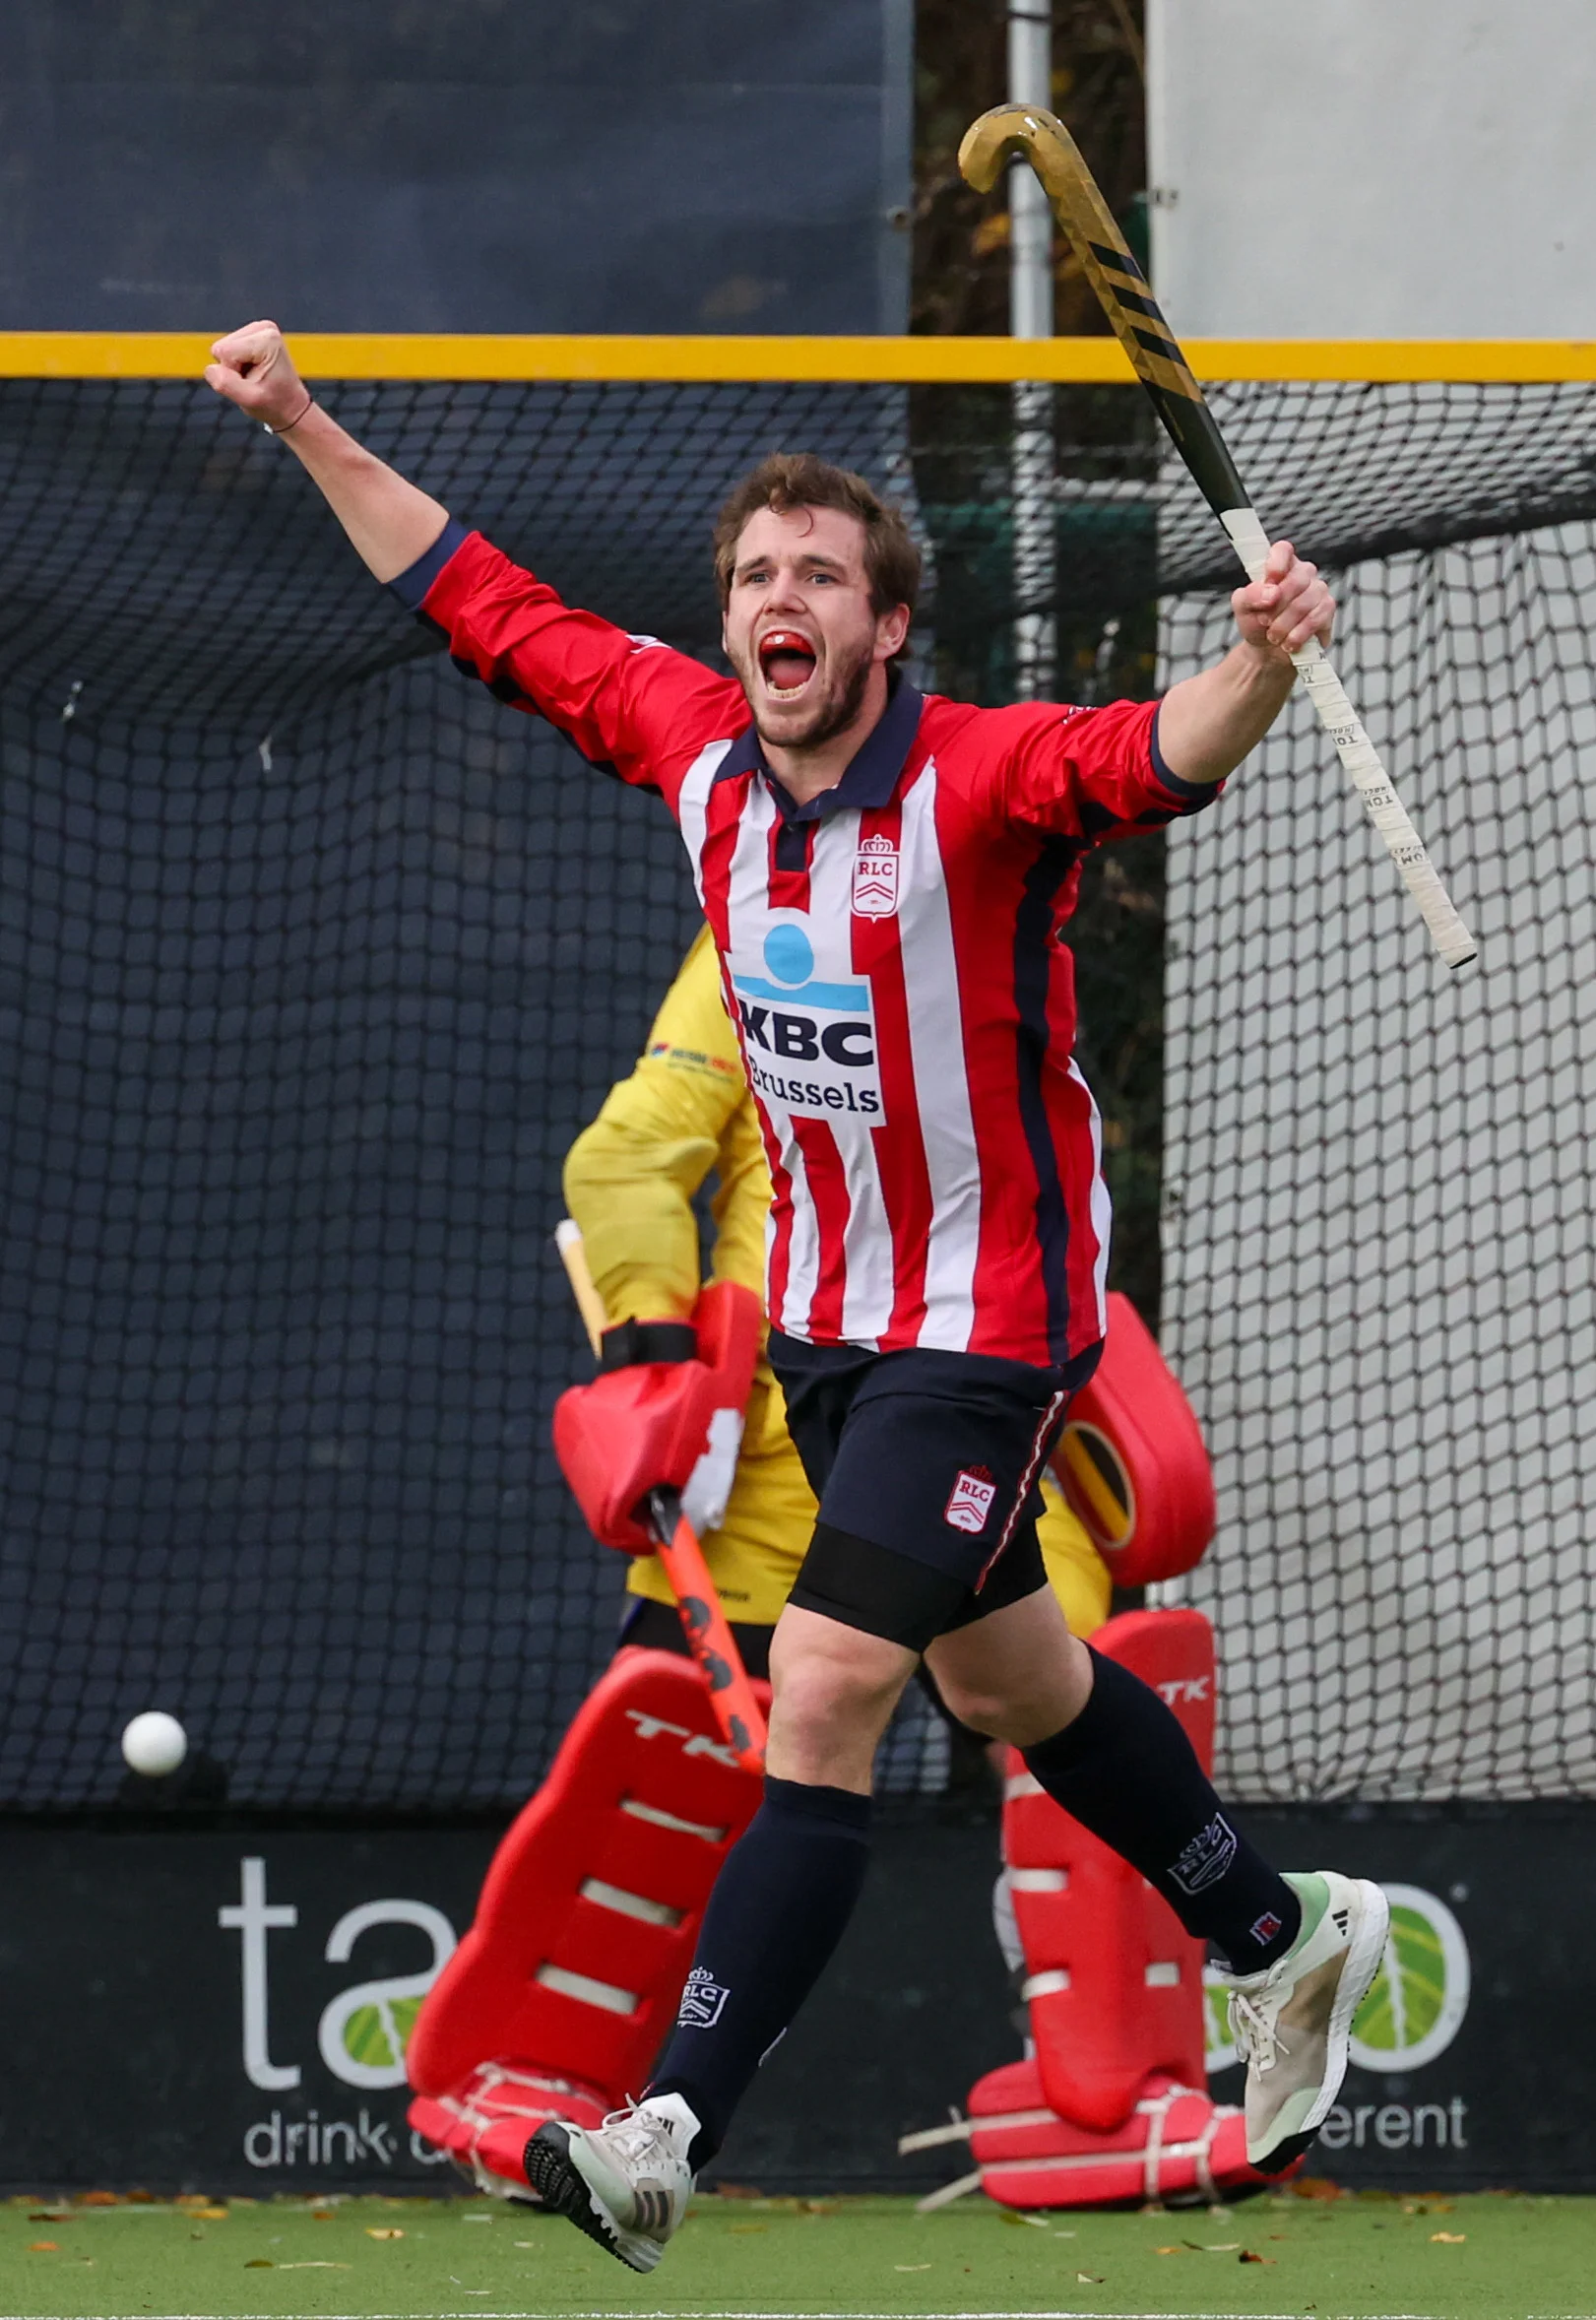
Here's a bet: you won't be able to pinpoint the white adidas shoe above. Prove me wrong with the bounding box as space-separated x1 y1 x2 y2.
524 2092 697 2272
1222 1870 1389 2173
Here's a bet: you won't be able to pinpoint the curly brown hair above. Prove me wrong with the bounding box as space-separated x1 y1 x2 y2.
712 452 921 623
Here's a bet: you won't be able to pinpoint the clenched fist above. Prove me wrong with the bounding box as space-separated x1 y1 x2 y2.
204 321 311 432
1230 538 1335 661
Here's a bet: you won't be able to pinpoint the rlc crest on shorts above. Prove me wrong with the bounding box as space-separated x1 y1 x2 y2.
852 834 900 918
944 1464 997 1534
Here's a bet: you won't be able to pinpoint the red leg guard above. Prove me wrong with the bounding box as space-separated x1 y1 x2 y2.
963 2054 1268 2208
1004 1608 1217 2135
409 2066 613 2199
406 1647 766 2184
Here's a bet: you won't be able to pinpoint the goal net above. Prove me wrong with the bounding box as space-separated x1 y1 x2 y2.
0 356 1588 1812
1157 384 1596 1803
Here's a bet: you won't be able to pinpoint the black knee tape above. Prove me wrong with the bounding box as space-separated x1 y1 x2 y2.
789 1524 971 1653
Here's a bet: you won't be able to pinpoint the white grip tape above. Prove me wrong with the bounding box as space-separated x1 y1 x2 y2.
1220 508 1475 969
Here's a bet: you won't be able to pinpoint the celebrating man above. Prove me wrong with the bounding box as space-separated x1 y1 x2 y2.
207 323 1389 2273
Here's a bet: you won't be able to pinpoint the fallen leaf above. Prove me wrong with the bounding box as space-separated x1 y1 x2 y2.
729 2222 768 2233
1292 2176 1342 2202
713 2181 762 2198
311 2208 337 2221
277 2260 351 2270
894 2263 932 2272
1156 2245 1187 2255
193 2206 228 2222
80 2191 119 2207
28 2241 58 2252
1000 2208 1050 2228
126 2190 156 2204
28 2213 68 2223
1239 2249 1275 2263
1075 2270 1105 2284
513 2239 535 2248
244 2259 274 2269
366 2226 406 2239
1431 2230 1467 2244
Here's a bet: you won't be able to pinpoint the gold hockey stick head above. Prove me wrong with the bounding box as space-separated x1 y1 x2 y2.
958 101 1204 411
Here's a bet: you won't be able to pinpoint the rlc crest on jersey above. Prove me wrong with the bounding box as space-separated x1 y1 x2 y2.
852 835 900 918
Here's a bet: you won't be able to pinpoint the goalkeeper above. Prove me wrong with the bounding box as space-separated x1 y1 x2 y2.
407 927 1260 2206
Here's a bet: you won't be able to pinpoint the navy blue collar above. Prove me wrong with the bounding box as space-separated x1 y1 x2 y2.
715 677 925 823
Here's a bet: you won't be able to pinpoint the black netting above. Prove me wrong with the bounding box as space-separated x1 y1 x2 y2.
0 373 1590 1812
1160 519 1596 1804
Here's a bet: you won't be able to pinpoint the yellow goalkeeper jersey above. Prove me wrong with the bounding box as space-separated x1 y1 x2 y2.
562 925 1111 1639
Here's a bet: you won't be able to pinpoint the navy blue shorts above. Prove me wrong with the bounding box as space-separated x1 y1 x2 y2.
768 1331 1101 1650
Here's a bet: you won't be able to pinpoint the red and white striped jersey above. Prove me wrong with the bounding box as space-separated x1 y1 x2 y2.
407 527 1225 1366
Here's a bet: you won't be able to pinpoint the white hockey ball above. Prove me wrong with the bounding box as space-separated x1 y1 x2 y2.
121 1711 189 1777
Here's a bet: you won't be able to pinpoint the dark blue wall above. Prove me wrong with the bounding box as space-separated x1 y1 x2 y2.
0 1 913 332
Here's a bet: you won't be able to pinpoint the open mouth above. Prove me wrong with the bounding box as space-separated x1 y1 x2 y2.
757 629 818 698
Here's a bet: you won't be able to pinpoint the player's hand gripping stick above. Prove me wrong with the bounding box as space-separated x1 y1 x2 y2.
958 103 1476 973
554 1221 767 1774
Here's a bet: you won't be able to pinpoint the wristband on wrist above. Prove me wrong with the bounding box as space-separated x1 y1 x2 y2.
599 1319 698 1371
264 393 315 438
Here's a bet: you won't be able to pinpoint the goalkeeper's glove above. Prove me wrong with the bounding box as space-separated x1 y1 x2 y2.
552 1279 760 1553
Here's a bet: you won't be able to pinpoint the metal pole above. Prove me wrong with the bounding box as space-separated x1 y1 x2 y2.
1008 0 1055 698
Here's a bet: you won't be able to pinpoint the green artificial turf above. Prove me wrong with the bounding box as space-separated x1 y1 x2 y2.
1 2187 1593 2320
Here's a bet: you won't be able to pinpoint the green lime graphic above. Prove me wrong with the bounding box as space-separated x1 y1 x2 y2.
1348 1883 1470 2074
340 1993 425 2072
1203 1966 1238 2073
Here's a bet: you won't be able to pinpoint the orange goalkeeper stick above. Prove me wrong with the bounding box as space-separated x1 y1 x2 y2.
554 1220 767 1773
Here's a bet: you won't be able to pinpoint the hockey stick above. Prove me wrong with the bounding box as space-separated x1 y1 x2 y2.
554 1219 767 1772
958 103 1476 972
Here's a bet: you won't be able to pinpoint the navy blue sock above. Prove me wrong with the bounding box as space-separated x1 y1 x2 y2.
1023 1649 1300 1972
647 1774 871 2165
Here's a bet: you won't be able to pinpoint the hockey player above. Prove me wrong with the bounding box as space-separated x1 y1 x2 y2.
207 325 1389 2275
408 929 1263 2207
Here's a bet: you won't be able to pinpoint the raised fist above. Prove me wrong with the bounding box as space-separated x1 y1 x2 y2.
204 321 309 431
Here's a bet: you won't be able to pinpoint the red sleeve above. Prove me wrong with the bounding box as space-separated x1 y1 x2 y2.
417 530 747 804
970 696 1226 843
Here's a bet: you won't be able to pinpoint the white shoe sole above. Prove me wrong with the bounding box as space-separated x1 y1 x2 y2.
1253 1875 1391 2171
1304 1876 1390 2137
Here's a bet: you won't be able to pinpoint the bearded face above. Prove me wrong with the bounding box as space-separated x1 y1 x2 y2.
722 504 908 760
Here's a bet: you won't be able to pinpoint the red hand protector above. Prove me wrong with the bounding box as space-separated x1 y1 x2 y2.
1051 1291 1215 1587
552 1278 761 1554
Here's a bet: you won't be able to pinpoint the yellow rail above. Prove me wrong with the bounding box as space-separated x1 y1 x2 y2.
0 332 1594 384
